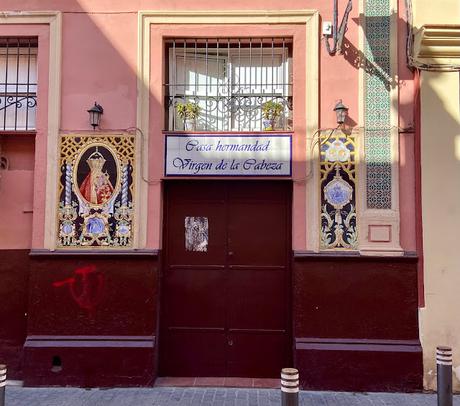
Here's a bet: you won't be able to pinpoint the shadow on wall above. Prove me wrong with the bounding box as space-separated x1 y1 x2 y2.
343 14 402 92
341 36 396 91
418 70 460 392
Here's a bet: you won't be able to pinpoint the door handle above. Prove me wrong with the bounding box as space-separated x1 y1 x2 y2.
228 339 233 346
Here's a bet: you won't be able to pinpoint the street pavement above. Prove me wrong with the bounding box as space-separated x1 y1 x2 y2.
5 387 460 406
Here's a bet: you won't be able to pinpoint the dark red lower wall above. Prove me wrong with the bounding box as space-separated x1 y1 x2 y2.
23 251 159 387
0 250 30 379
1 249 422 390
293 253 423 392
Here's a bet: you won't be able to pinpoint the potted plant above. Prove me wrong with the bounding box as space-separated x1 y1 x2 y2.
176 101 201 131
261 100 284 131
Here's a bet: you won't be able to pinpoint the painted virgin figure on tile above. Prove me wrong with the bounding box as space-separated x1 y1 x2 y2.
79 148 113 204
76 145 118 206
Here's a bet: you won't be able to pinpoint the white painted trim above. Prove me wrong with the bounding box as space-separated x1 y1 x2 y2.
304 12 321 252
45 12 62 249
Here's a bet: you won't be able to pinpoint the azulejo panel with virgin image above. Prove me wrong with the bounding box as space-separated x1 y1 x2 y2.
57 134 135 248
319 131 357 250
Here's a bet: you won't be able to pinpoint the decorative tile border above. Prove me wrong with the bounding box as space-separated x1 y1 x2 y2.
364 0 392 209
319 130 357 249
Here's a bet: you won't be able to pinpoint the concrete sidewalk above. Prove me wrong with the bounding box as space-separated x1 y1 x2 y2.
4 386 460 406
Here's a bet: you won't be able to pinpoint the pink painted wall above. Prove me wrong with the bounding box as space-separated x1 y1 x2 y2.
0 0 417 252
398 0 417 252
0 137 34 248
60 13 137 131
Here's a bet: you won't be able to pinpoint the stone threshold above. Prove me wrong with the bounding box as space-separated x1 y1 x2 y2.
155 377 280 389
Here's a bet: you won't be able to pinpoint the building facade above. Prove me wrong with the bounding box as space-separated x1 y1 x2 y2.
409 0 460 392
0 0 427 391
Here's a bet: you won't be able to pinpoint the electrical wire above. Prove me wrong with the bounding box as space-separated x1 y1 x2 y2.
302 126 338 181
297 124 414 184
324 0 353 56
124 126 162 185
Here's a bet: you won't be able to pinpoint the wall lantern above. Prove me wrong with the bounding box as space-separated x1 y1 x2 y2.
87 102 103 129
333 100 348 125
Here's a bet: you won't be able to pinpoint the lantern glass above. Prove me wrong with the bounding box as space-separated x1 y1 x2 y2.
333 100 348 125
89 111 98 127
87 102 103 129
337 109 346 124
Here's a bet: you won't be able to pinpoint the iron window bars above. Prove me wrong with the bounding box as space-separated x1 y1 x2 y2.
0 37 38 131
164 38 293 132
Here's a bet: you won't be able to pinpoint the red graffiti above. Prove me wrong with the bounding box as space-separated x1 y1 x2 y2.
53 264 105 317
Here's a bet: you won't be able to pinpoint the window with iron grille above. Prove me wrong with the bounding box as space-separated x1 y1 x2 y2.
165 38 293 132
0 37 38 131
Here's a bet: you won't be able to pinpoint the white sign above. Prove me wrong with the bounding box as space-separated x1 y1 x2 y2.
165 134 292 176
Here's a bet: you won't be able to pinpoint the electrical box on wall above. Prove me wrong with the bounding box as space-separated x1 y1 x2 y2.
322 21 333 36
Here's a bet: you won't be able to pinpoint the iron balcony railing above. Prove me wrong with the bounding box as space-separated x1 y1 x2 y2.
0 37 38 131
164 37 293 132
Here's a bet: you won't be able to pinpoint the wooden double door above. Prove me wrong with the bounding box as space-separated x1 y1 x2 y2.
160 180 291 377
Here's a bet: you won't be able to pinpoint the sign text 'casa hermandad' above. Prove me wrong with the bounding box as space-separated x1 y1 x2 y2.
165 134 292 176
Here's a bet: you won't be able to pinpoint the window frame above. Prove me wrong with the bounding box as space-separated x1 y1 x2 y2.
165 39 293 132
0 37 38 132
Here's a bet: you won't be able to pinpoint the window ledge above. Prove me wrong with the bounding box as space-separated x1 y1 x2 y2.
162 130 293 134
